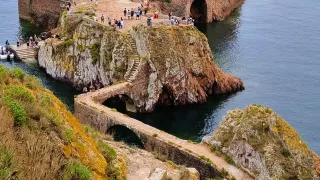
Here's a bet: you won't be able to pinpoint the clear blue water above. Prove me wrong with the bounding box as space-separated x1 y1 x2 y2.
1 0 319 154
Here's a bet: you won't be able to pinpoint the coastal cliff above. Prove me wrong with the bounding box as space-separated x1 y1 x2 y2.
203 105 320 180
152 0 244 22
18 0 61 29
0 65 200 180
38 15 243 112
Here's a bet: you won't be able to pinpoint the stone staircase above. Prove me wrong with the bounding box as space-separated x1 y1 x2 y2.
9 44 37 60
126 35 141 83
15 48 37 59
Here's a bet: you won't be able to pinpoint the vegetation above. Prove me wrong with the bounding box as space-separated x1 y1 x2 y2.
0 146 17 180
63 160 92 180
89 42 101 64
211 105 319 179
0 66 111 179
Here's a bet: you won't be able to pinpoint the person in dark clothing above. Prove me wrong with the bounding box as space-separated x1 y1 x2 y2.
124 8 127 18
131 9 134 20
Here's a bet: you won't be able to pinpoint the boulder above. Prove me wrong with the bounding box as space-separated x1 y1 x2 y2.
149 168 167 180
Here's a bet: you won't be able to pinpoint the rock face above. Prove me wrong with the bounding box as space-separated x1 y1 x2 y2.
203 105 320 180
38 15 244 112
18 0 61 29
151 0 244 22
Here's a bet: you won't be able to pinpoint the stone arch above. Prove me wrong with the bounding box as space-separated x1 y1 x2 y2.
190 0 208 23
103 94 137 113
106 125 144 148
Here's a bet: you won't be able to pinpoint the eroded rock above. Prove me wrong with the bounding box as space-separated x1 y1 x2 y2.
38 16 244 112
204 105 320 180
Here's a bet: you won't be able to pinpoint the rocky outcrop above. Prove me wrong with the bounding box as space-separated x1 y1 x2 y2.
151 0 244 22
203 105 320 180
38 15 243 112
18 0 61 29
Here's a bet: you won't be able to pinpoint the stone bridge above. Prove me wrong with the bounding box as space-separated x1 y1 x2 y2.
74 82 252 179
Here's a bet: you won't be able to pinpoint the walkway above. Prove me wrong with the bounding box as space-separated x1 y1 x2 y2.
75 82 253 180
71 0 179 31
9 44 37 60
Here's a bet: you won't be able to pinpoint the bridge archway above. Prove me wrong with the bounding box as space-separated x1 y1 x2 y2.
106 125 144 148
103 94 137 113
190 0 208 23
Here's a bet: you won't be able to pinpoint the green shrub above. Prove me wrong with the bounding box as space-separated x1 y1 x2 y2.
63 160 92 180
89 43 101 64
152 133 158 137
2 97 27 126
12 68 25 80
98 141 117 162
4 86 35 103
64 129 74 143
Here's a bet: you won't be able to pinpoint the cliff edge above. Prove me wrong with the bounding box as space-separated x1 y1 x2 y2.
18 0 61 29
203 105 320 180
38 15 244 112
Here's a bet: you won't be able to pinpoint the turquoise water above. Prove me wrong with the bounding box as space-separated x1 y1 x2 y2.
1 0 319 154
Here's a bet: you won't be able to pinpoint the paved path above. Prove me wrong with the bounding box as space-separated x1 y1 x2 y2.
76 82 253 180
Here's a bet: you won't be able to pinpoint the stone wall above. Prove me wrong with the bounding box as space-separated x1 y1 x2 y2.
74 95 223 179
18 0 61 29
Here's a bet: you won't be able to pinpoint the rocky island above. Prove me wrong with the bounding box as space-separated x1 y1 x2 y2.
203 105 320 179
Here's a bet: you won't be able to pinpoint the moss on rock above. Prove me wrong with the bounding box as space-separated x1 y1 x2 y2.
205 105 320 179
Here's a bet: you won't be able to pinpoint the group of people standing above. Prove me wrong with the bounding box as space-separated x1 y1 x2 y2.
83 81 104 93
124 7 145 20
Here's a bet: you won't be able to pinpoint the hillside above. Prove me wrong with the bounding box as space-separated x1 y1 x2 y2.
0 65 201 180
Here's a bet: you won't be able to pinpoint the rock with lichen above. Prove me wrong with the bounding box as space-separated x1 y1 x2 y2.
38 14 244 112
203 105 320 180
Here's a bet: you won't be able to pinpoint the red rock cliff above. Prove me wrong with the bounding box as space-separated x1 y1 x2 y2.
152 0 244 22
19 0 61 29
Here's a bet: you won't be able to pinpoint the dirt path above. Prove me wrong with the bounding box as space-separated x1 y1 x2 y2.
77 82 253 179
73 0 169 31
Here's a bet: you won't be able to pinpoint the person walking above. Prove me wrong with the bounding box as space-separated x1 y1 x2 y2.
124 8 127 19
108 17 111 25
127 9 130 19
101 14 105 23
120 19 124 29
135 9 140 20
131 9 134 20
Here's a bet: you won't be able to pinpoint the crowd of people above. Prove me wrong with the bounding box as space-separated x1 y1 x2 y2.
16 35 39 48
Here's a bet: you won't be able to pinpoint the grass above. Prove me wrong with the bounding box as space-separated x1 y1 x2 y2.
4 86 35 103
0 146 17 180
98 141 117 162
63 160 92 180
64 129 74 143
2 97 27 126
221 168 229 176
